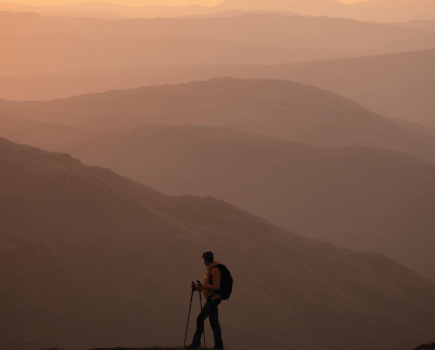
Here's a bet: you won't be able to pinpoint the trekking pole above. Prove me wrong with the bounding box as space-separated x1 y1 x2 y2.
184 282 196 347
196 280 206 349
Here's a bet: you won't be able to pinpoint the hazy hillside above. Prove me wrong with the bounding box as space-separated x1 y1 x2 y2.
3 0 435 21
1 12 434 51
216 0 435 22
243 49 435 127
2 78 435 165
1 137 435 350
2 49 433 129
5 12 435 77
179 9 302 18
0 2 214 18
388 20 435 32
1 34 308 76
0 114 88 150
38 11 128 20
213 0 344 13
16 124 433 282
346 0 435 22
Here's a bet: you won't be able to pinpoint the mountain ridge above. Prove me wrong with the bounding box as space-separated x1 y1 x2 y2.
1 48 433 128
2 78 434 165
2 11 435 49
4 0 435 21
2 33 313 76
35 123 435 281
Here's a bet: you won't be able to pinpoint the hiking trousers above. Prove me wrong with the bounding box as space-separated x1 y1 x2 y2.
192 298 223 348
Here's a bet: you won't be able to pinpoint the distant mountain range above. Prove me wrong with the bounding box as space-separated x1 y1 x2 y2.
2 11 434 50
2 0 435 21
1 33 315 76
2 78 435 281
1 137 435 350
3 48 432 127
0 2 212 18
2 78 434 164
34 10 128 20
4 11 435 77
389 20 435 32
178 9 302 18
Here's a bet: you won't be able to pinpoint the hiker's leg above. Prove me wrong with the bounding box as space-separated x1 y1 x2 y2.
191 299 213 346
209 299 223 348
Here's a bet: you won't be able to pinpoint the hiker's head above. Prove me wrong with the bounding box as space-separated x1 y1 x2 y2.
201 250 214 265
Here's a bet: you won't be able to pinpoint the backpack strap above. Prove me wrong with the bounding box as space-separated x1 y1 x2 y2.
209 265 218 286
207 265 220 300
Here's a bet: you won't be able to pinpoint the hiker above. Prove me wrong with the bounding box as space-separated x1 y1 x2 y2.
190 250 224 350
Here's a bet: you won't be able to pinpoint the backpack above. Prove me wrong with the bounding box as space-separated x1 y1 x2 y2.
210 264 234 300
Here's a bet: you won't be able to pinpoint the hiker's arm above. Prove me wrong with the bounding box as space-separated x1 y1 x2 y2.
202 269 221 290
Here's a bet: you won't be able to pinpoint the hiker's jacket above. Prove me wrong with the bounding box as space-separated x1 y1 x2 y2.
197 260 221 300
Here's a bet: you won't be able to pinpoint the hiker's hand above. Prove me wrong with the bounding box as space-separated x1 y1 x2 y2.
196 282 202 291
191 283 196 291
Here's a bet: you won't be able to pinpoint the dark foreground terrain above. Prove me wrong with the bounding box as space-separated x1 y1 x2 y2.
42 343 435 350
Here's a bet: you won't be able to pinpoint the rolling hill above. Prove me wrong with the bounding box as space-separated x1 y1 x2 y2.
2 11 434 51
0 2 214 18
2 49 433 129
6 11 435 77
178 9 302 18
2 78 435 165
388 20 435 32
1 137 435 350
214 0 346 14
12 124 434 282
0 34 307 76
3 0 435 22
231 49 435 127
216 0 435 22
37 11 128 20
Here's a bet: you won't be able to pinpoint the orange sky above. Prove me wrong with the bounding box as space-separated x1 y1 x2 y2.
5 0 363 7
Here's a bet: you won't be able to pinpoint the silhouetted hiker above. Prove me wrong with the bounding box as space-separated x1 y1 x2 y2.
190 250 224 350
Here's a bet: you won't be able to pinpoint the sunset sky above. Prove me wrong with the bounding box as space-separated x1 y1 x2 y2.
5 0 363 7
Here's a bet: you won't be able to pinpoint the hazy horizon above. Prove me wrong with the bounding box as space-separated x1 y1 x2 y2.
1 0 364 7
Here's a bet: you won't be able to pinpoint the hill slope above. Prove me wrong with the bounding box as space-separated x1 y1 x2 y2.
2 49 434 128
2 115 435 280
1 137 435 350
216 0 435 22
0 2 214 18
0 33 307 76
31 124 434 282
228 49 435 127
3 0 435 22
2 11 434 51
2 78 435 165
388 20 435 32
